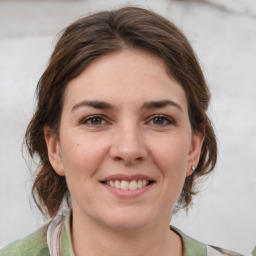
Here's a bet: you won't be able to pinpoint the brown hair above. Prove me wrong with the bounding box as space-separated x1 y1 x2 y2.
25 6 217 218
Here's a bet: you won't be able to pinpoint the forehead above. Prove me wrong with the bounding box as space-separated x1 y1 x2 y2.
63 49 188 111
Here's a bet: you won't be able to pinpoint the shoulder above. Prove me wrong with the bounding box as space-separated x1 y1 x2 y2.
172 227 244 256
252 246 256 256
207 245 244 256
0 225 50 256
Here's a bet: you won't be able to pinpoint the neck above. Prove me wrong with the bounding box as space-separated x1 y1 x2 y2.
71 209 182 256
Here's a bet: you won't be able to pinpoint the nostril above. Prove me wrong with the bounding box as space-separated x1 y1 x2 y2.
109 141 148 164
135 156 143 161
113 156 123 162
112 155 145 165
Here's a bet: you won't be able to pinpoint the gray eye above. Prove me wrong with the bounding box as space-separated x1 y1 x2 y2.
89 117 104 125
81 115 107 126
149 115 173 126
152 116 165 125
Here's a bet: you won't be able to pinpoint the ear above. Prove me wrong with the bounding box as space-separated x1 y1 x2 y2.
44 127 65 176
186 129 205 177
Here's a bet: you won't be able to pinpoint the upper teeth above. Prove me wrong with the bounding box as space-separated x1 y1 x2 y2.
106 180 148 190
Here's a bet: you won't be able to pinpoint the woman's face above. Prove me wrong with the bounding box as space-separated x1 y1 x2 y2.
46 49 203 231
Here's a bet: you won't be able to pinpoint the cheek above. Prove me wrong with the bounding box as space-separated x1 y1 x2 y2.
60 133 109 178
150 135 191 198
153 137 190 171
60 137 108 200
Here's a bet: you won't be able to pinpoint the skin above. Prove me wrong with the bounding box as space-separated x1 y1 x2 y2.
45 49 204 256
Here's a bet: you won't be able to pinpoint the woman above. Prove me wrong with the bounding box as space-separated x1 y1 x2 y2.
0 6 242 256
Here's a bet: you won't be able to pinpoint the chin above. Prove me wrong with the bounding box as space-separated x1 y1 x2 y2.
103 209 155 232
108 221 150 232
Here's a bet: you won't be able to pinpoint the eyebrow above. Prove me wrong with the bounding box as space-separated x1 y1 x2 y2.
142 100 183 111
71 100 113 112
71 99 183 112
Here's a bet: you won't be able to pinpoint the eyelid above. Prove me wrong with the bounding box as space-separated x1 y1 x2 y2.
146 114 176 126
79 114 111 126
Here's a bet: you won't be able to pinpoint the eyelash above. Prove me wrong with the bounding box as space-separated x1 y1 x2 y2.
80 115 109 126
79 114 175 127
146 114 175 126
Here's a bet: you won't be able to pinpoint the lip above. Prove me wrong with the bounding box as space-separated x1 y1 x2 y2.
102 181 154 198
99 174 155 198
100 174 155 182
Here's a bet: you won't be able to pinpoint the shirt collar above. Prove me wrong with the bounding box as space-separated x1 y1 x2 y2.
61 212 75 256
60 212 206 256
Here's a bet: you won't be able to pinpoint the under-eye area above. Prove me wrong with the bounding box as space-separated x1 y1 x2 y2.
101 180 156 190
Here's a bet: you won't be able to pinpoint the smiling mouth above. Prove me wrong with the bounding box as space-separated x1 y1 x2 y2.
101 180 155 190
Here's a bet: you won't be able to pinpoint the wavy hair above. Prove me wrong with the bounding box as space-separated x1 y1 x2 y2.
25 6 217 218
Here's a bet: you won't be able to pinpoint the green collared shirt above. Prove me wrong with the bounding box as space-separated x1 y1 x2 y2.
252 247 256 256
0 213 242 256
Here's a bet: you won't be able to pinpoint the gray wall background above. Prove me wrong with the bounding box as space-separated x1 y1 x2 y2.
0 0 256 255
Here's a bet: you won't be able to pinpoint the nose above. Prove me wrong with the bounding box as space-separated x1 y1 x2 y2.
109 124 148 165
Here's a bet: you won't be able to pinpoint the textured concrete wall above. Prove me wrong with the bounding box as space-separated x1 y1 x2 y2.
0 0 255 254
